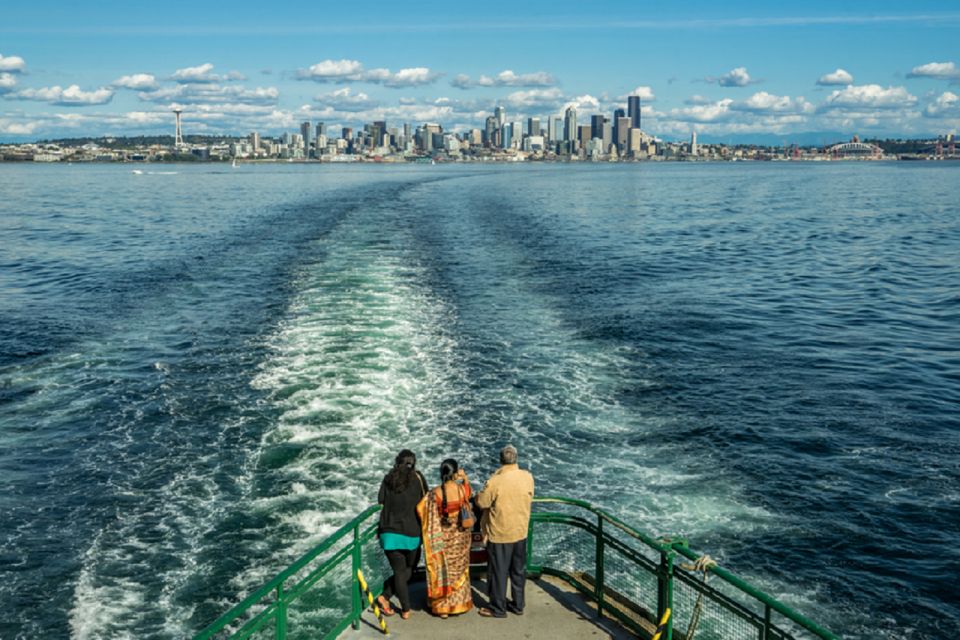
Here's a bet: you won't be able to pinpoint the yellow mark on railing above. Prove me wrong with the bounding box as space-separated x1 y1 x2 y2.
357 569 389 636
651 608 671 640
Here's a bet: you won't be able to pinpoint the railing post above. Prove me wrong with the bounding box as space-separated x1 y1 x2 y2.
761 603 772 640
351 523 362 631
526 517 535 574
275 582 287 640
657 550 674 640
595 514 605 619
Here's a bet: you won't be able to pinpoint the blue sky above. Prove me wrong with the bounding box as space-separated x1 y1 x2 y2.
1 0 959 141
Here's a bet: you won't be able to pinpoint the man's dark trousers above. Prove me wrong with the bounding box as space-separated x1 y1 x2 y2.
486 539 527 616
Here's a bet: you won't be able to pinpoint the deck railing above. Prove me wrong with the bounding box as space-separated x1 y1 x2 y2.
194 497 839 640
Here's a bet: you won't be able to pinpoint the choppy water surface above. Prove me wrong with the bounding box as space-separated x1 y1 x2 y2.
0 162 957 638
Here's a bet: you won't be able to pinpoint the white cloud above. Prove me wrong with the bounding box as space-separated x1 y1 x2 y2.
670 98 735 123
561 94 601 115
0 54 26 73
625 86 656 100
907 61 960 80
297 60 439 87
685 95 711 105
0 73 17 93
11 84 114 106
732 92 813 114
383 67 439 87
711 67 755 87
170 63 243 84
313 87 379 112
924 92 960 118
819 84 917 111
451 69 556 89
0 118 37 134
112 73 159 90
817 68 854 86
503 88 565 110
138 84 279 105
299 59 365 81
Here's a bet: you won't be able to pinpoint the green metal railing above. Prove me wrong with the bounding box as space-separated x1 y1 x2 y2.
194 497 839 640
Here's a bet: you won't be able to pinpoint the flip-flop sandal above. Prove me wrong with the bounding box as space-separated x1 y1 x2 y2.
375 596 395 616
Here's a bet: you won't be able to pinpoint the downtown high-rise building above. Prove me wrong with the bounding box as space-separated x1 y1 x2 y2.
495 106 506 129
300 121 312 154
564 106 577 145
628 95 641 130
527 117 541 138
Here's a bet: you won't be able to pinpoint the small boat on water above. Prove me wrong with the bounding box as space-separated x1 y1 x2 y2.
193 496 838 640
131 169 144 175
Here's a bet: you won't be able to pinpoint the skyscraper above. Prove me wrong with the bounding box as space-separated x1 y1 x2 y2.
315 122 326 139
628 95 641 130
300 121 312 155
485 115 499 147
528 117 541 138
616 116 631 152
564 106 577 148
495 106 506 129
591 115 604 140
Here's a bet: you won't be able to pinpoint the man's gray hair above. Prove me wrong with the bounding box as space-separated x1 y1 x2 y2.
500 444 518 465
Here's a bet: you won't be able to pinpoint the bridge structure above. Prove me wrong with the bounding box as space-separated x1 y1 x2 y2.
828 135 883 159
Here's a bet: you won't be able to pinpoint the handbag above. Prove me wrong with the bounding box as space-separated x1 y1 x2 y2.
457 485 476 531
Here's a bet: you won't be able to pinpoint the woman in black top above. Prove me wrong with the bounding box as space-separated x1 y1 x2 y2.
377 449 427 619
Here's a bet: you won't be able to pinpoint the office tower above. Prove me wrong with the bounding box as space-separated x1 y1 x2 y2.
342 127 352 140
249 131 260 153
616 116 630 152
547 117 560 143
601 118 612 150
501 124 512 149
528 117 540 138
578 124 592 145
690 131 698 155
485 115 499 147
495 106 506 129
564 106 577 144
612 109 625 151
300 121 312 155
511 121 523 145
316 122 326 139
403 123 411 142
590 115 604 140
628 95 641 130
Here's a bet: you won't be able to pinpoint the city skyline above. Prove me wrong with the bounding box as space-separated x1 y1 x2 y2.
1 0 960 142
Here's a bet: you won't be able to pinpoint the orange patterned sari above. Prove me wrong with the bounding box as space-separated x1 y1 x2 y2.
416 480 474 616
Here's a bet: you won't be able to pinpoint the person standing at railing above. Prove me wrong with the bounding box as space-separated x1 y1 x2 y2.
416 458 476 619
377 449 428 620
475 444 535 619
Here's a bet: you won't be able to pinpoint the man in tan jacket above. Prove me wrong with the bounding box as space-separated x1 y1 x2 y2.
475 444 535 618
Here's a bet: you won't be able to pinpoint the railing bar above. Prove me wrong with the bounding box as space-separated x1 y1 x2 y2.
194 505 382 639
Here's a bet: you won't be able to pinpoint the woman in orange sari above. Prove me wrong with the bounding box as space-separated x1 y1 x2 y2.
416 458 474 618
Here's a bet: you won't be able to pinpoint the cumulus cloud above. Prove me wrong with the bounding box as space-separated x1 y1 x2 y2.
170 63 244 84
907 61 960 80
624 86 656 100
451 69 556 89
313 87 379 112
0 73 17 94
112 73 159 90
0 54 26 73
670 98 735 123
10 84 114 106
297 59 439 87
138 83 278 105
817 68 854 86
819 84 917 111
707 67 756 87
684 95 712 105
503 88 565 110
0 118 37 134
924 91 960 118
732 92 813 115
560 94 601 116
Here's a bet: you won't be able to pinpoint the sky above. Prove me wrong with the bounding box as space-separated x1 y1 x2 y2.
1 0 959 142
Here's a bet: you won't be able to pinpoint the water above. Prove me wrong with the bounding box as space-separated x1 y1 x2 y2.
0 162 957 639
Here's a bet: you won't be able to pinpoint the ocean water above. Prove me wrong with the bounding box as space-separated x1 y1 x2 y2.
0 161 957 639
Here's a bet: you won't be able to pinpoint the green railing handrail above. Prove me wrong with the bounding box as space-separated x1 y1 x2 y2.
531 496 839 640
194 504 382 640
194 495 839 640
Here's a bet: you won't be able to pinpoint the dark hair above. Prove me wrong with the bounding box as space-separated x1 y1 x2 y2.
439 458 458 526
385 449 417 493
